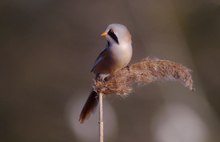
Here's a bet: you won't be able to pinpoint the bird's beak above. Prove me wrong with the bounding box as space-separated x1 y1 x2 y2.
101 32 107 37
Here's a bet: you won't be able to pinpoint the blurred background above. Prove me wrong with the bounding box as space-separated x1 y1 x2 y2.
1 0 220 142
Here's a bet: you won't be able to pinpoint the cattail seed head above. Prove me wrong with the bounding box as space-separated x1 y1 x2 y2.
94 58 194 96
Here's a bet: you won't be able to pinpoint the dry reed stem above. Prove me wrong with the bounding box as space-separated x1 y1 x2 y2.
99 93 104 142
94 58 194 96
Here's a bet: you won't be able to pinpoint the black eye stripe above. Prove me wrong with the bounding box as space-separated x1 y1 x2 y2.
108 29 119 44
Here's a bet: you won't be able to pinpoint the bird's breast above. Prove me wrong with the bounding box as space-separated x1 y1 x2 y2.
110 44 132 69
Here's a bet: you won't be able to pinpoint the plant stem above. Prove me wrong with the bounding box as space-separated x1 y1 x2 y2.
99 92 104 142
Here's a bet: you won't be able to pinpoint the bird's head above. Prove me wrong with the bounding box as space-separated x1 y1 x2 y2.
101 23 132 46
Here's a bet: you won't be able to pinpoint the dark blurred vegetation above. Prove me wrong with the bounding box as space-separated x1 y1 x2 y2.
1 0 220 142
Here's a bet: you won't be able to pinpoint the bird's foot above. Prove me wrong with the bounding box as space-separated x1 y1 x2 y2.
125 65 130 72
104 76 111 82
96 74 110 82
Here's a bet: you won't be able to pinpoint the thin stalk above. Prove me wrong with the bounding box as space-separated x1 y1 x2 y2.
99 93 104 142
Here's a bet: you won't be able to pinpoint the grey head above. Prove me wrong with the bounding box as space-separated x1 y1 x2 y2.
102 23 132 46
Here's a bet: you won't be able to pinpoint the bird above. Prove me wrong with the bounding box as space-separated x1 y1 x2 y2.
79 23 133 123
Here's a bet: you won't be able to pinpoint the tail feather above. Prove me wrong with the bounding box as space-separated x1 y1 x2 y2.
79 90 98 123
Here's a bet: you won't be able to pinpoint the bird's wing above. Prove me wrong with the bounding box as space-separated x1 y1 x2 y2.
91 47 108 72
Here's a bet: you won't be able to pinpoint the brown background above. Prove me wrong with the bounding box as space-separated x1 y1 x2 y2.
1 0 220 142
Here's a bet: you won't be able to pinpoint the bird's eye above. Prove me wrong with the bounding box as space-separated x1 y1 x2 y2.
108 29 119 44
108 29 113 34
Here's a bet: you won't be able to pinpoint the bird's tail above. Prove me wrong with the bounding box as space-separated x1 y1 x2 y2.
79 90 99 123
